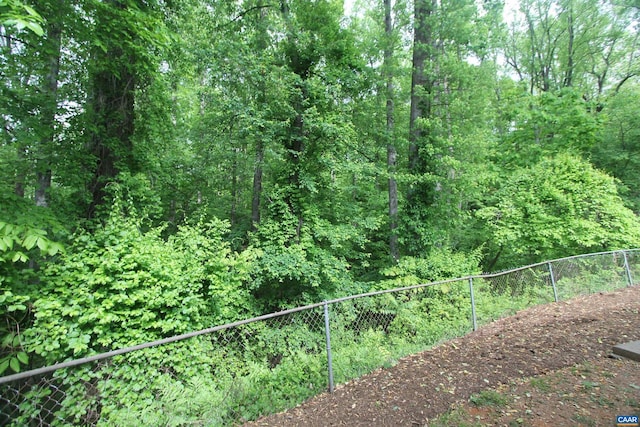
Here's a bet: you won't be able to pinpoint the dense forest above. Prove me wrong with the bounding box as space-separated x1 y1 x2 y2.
1 0 639 376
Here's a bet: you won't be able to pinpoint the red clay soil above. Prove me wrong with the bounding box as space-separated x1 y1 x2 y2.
246 285 640 426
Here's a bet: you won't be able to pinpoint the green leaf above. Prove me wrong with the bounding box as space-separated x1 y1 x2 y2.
7 303 26 312
1 334 13 347
2 236 14 250
0 358 9 374
11 251 28 262
24 20 43 36
36 237 48 251
16 352 28 364
22 4 41 18
9 357 20 373
22 234 38 250
48 242 63 256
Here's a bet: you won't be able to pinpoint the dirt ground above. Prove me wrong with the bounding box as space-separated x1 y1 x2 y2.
246 285 640 426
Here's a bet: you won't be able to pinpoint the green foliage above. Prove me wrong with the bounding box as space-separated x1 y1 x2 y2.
477 153 640 269
473 275 554 325
0 221 63 263
96 316 327 425
249 216 357 308
0 193 66 263
591 86 640 211
100 372 235 426
505 88 602 166
0 194 65 374
553 254 631 300
0 0 44 35
381 247 483 287
0 298 30 374
24 199 255 363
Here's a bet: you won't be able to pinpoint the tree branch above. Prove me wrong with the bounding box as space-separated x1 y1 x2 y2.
216 4 275 30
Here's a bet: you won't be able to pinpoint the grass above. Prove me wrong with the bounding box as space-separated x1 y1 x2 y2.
571 414 597 427
429 409 484 427
581 380 600 390
470 390 509 407
530 377 551 392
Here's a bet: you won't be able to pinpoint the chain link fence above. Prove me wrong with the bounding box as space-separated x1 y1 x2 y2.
1 249 637 426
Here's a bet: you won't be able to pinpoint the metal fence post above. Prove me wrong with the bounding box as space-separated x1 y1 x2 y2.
623 251 634 286
548 262 559 302
323 301 335 393
469 278 477 331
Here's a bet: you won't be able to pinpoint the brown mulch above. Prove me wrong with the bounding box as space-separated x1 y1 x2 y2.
246 285 640 426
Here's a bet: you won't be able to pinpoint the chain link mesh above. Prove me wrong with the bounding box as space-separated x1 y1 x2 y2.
328 280 473 384
0 307 327 426
474 263 555 327
552 252 629 300
1 249 638 425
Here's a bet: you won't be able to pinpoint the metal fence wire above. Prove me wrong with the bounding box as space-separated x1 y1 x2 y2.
1 249 637 426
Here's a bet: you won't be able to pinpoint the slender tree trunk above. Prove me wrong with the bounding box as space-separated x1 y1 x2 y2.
14 148 25 198
251 4 268 230
230 168 238 226
563 2 574 88
36 15 62 207
409 0 433 173
384 0 399 261
525 9 537 94
289 87 305 242
251 137 264 227
230 126 238 226
35 170 52 207
281 0 306 242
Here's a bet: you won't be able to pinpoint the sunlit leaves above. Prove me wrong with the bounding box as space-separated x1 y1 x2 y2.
25 200 255 363
0 0 44 35
0 221 64 263
477 153 640 269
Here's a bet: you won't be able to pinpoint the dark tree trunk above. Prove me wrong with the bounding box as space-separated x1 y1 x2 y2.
251 138 264 228
385 0 399 261
563 4 574 88
15 148 25 197
86 1 137 217
36 13 62 207
281 0 308 242
288 88 305 242
409 0 434 173
251 4 269 230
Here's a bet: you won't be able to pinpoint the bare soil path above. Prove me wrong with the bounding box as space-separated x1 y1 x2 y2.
247 285 640 426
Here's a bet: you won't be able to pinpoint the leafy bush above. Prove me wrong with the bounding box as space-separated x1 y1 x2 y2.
249 217 356 308
477 153 640 269
24 197 256 362
10 195 259 424
0 193 65 374
378 247 482 293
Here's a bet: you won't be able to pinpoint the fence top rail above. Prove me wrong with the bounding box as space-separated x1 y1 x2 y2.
0 300 326 385
326 249 639 304
1 248 637 385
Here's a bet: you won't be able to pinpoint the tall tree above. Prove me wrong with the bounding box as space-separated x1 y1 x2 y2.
0 0 77 209
250 2 271 229
34 0 63 207
85 0 168 217
408 0 433 176
384 0 399 261
405 0 504 254
505 0 639 97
